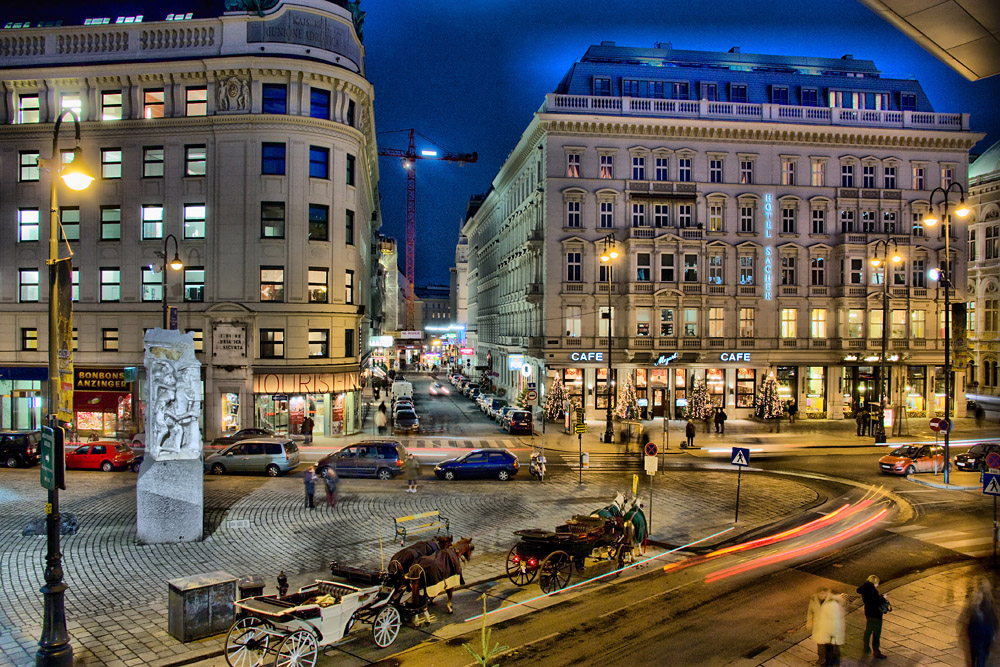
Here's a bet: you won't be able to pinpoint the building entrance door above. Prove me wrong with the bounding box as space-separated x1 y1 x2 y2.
651 388 668 417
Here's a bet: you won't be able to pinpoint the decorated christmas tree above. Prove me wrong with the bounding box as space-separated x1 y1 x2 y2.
685 380 712 421
755 372 784 420
614 374 639 419
515 386 531 409
544 378 568 421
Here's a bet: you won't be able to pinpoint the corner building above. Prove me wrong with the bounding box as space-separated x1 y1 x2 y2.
0 0 381 439
463 42 981 423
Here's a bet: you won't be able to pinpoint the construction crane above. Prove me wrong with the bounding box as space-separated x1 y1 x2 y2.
378 129 477 329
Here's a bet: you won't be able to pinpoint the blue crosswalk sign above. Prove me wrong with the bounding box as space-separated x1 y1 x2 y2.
731 447 750 467
984 473 1000 496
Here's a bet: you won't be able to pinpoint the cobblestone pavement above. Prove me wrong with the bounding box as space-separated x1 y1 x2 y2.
0 465 819 666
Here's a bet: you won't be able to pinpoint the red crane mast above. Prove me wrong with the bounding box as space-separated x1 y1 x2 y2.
378 129 477 329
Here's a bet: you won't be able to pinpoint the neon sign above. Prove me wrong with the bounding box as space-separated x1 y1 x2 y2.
654 353 678 366
763 192 773 300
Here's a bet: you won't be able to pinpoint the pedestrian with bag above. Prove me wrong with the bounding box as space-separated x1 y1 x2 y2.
323 467 339 508
684 419 696 449
856 574 889 659
303 466 316 509
403 453 420 493
806 588 845 666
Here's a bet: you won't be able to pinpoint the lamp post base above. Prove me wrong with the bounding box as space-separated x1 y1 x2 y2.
873 424 886 444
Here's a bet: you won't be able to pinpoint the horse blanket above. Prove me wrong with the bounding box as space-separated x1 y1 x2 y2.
623 505 648 546
410 547 463 598
388 539 441 581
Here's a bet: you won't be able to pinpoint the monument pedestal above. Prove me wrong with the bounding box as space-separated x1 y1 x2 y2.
137 458 203 544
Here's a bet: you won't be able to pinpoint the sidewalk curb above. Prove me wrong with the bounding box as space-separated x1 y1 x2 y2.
905 474 980 491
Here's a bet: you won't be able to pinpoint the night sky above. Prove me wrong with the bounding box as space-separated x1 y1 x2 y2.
7 0 1000 286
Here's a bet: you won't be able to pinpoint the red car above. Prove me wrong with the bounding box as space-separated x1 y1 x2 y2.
66 442 135 472
878 445 945 475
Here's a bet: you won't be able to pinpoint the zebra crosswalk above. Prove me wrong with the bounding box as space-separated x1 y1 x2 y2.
888 523 997 558
399 438 523 450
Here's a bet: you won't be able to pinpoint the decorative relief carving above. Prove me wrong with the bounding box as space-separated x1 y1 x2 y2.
217 74 250 112
144 329 202 461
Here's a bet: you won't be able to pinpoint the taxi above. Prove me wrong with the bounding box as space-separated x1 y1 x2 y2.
878 444 945 475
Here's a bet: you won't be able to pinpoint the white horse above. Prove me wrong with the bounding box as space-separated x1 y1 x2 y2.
591 490 627 519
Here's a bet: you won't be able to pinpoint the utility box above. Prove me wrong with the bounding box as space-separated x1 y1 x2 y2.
581 452 590 468
168 571 237 642
238 574 265 599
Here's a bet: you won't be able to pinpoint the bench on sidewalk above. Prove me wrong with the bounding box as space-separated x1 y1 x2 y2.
393 510 449 545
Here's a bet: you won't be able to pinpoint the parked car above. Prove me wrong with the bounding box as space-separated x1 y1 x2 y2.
463 383 480 397
130 432 146 447
486 398 508 419
878 444 945 475
498 406 516 427
434 449 519 481
204 437 300 476
468 387 482 400
1 430 41 468
955 443 1000 472
316 440 408 480
477 394 494 411
211 427 275 447
505 410 534 435
65 441 135 472
393 409 420 434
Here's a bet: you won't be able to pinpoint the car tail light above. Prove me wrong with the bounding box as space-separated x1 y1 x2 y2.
396 459 402 467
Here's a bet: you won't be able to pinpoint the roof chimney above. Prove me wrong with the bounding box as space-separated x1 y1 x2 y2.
600 40 616 47
655 41 672 50
842 54 853 60
729 46 740 53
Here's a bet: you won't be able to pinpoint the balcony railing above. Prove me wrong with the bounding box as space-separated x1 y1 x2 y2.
810 286 828 297
781 339 798 348
780 286 799 297
657 338 678 349
563 283 586 293
597 283 619 294
630 338 654 349
544 94 970 131
739 286 757 296
683 284 703 294
708 285 726 295
629 227 655 239
811 339 827 348
631 282 654 293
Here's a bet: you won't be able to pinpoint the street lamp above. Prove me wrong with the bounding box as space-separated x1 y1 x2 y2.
39 108 94 667
156 234 184 328
870 238 902 444
599 233 618 443
924 182 970 485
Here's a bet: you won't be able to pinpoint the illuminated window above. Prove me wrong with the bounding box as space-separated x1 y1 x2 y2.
102 329 119 352
143 146 164 177
811 160 825 187
19 151 40 181
708 308 724 338
810 309 826 338
566 153 580 178
141 205 163 240
260 329 284 358
708 254 723 284
141 267 161 301
143 89 164 119
739 308 754 337
18 94 40 123
309 330 329 358
308 268 328 303
101 206 121 240
101 91 122 120
60 93 81 116
18 208 39 242
260 267 284 302
739 159 754 185
183 204 206 239
600 154 614 179
345 270 355 304
21 328 38 351
184 268 205 302
185 87 207 116
101 148 122 179
847 309 864 338
100 268 121 302
683 309 697 337
19 269 40 302
261 202 285 238
190 329 203 352
565 306 582 337
739 255 754 285
780 309 797 338
660 308 674 336
912 165 925 191
185 145 206 176
782 159 796 186
869 309 883 339
60 207 80 242
910 309 926 338
891 310 906 339
709 204 723 232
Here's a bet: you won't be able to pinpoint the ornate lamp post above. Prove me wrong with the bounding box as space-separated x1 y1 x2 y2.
39 109 94 666
869 237 902 444
924 182 970 485
599 233 618 443
157 234 184 328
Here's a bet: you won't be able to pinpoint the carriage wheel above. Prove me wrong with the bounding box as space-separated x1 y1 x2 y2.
505 546 537 586
225 616 270 667
539 551 571 593
616 543 632 570
274 630 318 667
372 605 402 648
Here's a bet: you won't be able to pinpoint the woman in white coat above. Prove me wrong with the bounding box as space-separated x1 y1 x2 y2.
807 589 846 666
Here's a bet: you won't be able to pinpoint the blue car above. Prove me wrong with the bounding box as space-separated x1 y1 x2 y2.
434 449 519 481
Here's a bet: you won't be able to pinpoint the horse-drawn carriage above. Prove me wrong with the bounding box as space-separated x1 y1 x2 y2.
224 536 474 666
505 492 647 593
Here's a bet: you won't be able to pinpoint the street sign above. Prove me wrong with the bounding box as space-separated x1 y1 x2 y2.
731 447 750 467
528 382 536 389
574 423 587 434
526 390 538 401
644 442 658 457
632 474 639 495
987 452 1000 470
575 408 585 424
40 425 65 491
929 417 942 433
645 455 658 475
938 419 951 433
985 473 1000 496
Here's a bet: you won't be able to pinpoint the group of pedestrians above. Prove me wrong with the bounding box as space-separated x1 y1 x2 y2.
301 465 338 509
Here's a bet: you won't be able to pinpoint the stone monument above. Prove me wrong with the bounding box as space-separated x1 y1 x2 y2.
137 329 204 543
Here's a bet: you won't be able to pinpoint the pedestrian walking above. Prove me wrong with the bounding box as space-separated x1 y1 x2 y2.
403 453 420 493
301 416 314 444
303 466 316 509
714 407 727 434
807 589 845 666
856 574 889 659
787 402 798 425
855 407 865 436
961 579 998 667
684 419 696 449
374 409 387 435
861 407 871 436
323 467 339 508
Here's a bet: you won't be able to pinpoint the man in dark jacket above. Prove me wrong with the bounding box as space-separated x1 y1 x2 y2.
856 575 888 659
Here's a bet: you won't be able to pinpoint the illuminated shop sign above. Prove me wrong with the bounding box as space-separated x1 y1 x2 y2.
459 347 475 355
508 354 525 370
719 353 752 362
569 352 604 362
763 192 774 300
654 353 678 366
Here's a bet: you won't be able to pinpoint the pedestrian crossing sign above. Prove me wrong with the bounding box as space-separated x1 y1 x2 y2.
731 447 750 467
984 473 1000 496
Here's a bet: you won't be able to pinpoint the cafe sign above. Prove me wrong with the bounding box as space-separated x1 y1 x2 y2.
570 352 605 362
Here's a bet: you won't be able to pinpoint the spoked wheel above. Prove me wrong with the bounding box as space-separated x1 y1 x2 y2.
225 616 270 667
616 543 632 570
372 605 402 648
274 629 318 667
539 550 571 593
505 546 537 586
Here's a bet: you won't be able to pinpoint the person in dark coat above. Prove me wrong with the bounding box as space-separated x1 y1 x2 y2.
856 574 888 659
962 580 998 667
301 416 314 444
303 466 316 509
856 407 865 436
714 408 727 434
787 402 798 424
324 467 339 508
684 419 696 448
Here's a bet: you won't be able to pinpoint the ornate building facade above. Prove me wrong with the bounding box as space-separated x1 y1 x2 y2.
0 0 382 439
464 42 982 423
968 142 1000 414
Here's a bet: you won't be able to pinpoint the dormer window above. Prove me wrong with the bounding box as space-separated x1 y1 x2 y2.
593 78 611 96
772 86 789 105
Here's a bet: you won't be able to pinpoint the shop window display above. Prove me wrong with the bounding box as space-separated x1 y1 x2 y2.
905 366 926 416
736 368 755 408
706 368 724 407
804 367 825 417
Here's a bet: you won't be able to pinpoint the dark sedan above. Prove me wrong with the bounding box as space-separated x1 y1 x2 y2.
212 427 275 447
434 449 519 481
955 443 1000 472
393 410 420 434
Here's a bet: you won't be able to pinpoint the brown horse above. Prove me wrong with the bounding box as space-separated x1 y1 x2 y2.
386 535 452 585
406 537 474 622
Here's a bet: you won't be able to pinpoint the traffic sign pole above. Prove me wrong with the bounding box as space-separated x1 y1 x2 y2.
735 467 742 524
731 447 750 524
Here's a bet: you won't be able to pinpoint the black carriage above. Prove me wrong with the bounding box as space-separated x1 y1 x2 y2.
505 514 631 593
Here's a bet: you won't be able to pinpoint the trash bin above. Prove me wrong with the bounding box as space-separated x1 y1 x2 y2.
239 574 265 599
581 452 590 468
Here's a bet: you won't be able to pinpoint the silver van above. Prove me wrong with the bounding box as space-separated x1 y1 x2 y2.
204 437 300 476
